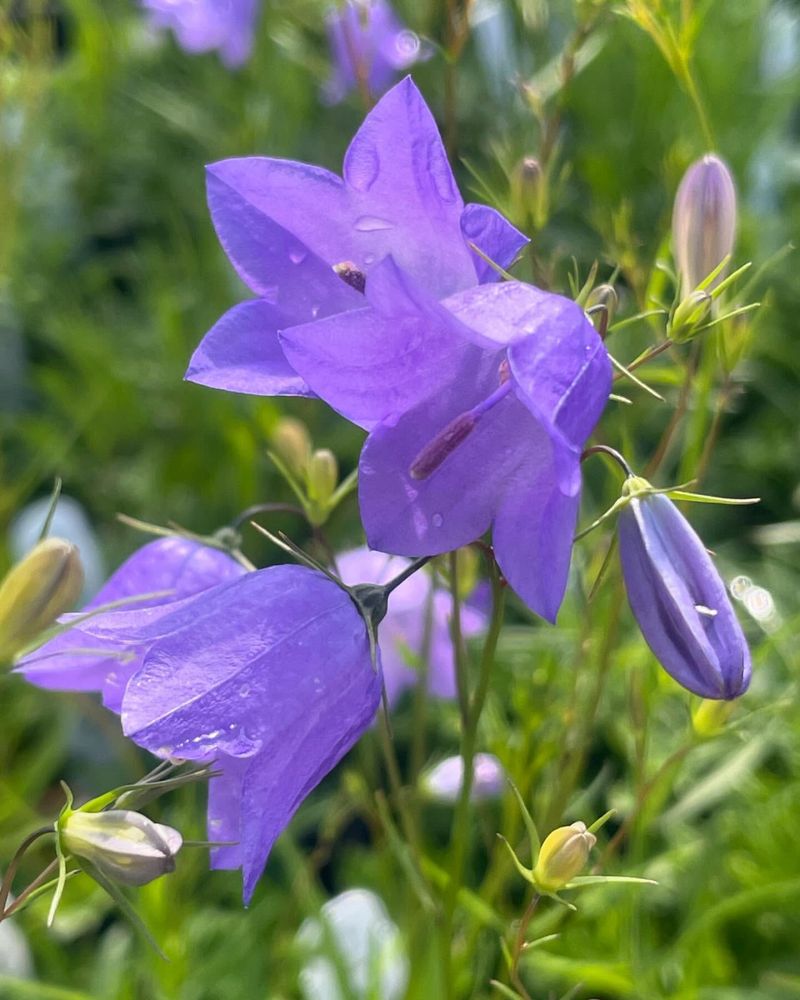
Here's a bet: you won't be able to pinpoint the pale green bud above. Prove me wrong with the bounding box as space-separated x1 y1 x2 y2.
307 449 338 504
533 821 596 892
511 156 546 229
61 809 182 887
692 698 736 738
271 418 312 478
669 289 713 343
0 538 83 660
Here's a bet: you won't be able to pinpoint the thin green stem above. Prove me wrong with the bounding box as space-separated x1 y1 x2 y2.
0 826 53 917
509 892 541 1000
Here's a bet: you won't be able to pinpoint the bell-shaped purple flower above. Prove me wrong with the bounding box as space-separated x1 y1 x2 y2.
672 154 737 295
336 547 485 706
18 537 245 711
323 0 429 104
422 753 505 803
618 490 751 700
141 0 260 68
281 260 611 621
116 565 382 901
186 77 526 399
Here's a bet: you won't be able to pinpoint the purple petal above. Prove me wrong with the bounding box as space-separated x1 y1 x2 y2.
619 494 751 699
280 257 477 429
492 442 581 623
460 204 529 283
208 754 250 870
359 373 538 557
186 300 313 397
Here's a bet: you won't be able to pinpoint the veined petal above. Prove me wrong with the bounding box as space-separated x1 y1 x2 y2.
493 439 581 623
279 257 480 429
619 494 751 699
185 300 313 397
208 754 250 871
460 204 529 282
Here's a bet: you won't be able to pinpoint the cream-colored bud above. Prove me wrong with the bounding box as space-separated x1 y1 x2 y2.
533 821 596 891
0 538 83 660
61 809 182 887
271 418 312 478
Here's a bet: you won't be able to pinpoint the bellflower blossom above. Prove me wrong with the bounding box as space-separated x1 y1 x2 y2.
323 0 429 105
18 536 245 711
186 77 527 399
618 488 751 699
281 260 612 621
141 0 260 69
336 547 485 706
422 753 505 803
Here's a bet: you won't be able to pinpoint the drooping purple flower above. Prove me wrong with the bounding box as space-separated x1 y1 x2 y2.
18 537 245 711
618 489 751 699
422 752 505 803
280 260 611 621
116 565 382 901
141 0 260 68
336 547 485 706
672 154 737 295
186 77 527 400
322 0 429 105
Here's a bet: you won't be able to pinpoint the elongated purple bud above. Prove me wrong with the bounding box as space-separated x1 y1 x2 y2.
618 488 751 700
409 412 477 480
672 154 737 295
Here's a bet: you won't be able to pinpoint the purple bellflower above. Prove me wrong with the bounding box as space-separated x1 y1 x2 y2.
280 261 612 621
322 0 429 105
422 752 505 803
336 547 485 706
141 0 260 68
186 77 527 399
18 537 245 712
618 486 751 699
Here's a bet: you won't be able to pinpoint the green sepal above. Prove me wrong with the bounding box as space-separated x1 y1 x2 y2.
496 834 535 885
506 779 540 859
563 875 657 889
587 809 615 834
77 858 167 960
38 478 63 543
666 490 760 506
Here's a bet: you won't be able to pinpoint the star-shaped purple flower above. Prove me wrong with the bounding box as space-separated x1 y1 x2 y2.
18 537 245 711
186 77 527 400
336 547 486 706
322 0 430 104
141 0 260 68
280 260 612 621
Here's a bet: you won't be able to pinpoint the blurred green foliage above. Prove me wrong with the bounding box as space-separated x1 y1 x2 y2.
1 0 800 998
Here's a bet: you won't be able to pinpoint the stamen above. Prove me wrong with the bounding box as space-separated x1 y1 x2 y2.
333 260 366 294
409 379 514 481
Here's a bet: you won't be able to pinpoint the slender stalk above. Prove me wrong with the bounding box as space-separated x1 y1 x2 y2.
0 827 53 917
449 551 470 728
509 893 541 1000
1 859 59 920
384 556 433 597
377 710 426 877
441 562 505 997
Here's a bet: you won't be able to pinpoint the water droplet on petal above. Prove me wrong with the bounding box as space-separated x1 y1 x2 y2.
289 248 307 265
354 215 394 232
694 604 718 617
239 684 250 698
363 253 376 266
432 513 444 528
427 140 458 204
394 30 421 60
344 140 379 192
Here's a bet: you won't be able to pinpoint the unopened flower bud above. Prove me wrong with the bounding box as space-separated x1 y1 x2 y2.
61 809 182 887
533 821 596 891
511 156 545 229
271 418 312 478
0 538 83 660
307 449 338 504
586 284 618 339
669 289 713 342
692 698 736 738
673 154 737 296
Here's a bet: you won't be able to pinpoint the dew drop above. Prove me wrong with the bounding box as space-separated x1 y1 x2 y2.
432 513 444 528
344 140 379 192
394 30 421 60
239 684 251 698
289 248 307 265
427 140 458 203
363 253 376 266
354 215 394 232
694 604 718 617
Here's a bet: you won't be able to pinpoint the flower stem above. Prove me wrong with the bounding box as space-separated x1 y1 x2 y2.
509 892 541 1000
383 556 432 596
0 826 53 917
441 558 505 997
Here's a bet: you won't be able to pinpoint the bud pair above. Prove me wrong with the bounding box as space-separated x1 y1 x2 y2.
271 418 341 525
0 539 83 662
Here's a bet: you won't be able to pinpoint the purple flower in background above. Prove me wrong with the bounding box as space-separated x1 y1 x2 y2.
186 77 527 400
336 547 485 706
422 753 505 803
281 261 611 621
141 0 260 68
618 489 751 699
117 565 382 901
18 537 245 711
323 0 429 104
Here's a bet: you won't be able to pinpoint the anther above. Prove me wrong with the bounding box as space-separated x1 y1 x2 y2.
333 261 366 294
410 413 477 480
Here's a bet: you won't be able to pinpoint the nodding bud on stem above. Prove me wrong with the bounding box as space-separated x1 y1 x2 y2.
672 154 737 296
409 412 477 480
60 809 182 887
272 418 312 478
0 539 84 661
333 261 367 294
533 822 596 891
586 284 618 339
